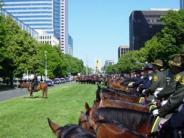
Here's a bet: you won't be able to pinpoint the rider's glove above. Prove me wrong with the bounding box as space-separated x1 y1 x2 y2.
154 91 159 98
152 109 159 116
154 87 164 98
161 100 168 106
142 89 149 96
128 82 134 87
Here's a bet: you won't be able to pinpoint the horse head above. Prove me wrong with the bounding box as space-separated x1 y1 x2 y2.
79 111 94 133
48 118 96 138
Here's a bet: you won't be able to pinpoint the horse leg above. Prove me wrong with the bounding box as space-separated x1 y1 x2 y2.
42 90 44 98
45 90 48 98
43 88 48 98
30 91 33 98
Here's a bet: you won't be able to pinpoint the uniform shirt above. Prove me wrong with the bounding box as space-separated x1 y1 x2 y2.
132 76 144 87
149 69 167 93
141 74 152 89
157 71 184 100
158 71 184 117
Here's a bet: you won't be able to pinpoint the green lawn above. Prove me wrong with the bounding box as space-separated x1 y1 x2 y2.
0 83 96 138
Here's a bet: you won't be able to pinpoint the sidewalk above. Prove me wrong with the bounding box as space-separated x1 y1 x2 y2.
0 88 27 102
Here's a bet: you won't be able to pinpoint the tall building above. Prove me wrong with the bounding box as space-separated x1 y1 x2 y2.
2 0 70 54
68 34 73 56
118 46 129 59
129 10 168 50
59 0 68 53
181 0 184 9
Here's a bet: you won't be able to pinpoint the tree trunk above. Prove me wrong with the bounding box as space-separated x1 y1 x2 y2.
9 74 13 88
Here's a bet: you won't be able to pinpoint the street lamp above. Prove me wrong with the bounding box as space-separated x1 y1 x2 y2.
44 51 48 80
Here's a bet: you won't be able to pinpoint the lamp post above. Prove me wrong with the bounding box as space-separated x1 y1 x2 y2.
44 51 48 80
85 56 88 75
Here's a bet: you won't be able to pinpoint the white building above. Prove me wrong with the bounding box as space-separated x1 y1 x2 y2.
60 0 69 53
37 30 59 46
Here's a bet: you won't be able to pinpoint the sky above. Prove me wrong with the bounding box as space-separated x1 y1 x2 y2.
68 0 179 68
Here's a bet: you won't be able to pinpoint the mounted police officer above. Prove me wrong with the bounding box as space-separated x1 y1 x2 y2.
154 55 184 100
127 63 153 95
152 54 184 138
31 74 39 92
142 59 167 96
135 63 153 95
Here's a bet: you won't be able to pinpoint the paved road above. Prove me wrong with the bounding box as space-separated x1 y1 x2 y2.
0 88 27 102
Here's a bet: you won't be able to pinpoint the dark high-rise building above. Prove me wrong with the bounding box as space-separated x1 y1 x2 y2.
129 10 168 50
118 46 129 59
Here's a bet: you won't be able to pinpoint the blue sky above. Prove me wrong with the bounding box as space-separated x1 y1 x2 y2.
69 0 179 68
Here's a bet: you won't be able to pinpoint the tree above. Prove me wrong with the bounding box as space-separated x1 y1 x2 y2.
0 16 40 85
144 10 184 64
113 10 184 73
117 50 146 73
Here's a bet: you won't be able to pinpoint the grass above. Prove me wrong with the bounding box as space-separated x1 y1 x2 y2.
0 83 97 138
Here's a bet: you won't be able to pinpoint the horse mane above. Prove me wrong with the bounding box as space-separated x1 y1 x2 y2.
58 124 95 138
96 119 125 129
100 99 148 112
100 87 139 97
95 107 154 132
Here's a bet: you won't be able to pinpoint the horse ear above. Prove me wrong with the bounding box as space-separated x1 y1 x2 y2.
47 118 60 136
85 102 90 111
85 102 91 115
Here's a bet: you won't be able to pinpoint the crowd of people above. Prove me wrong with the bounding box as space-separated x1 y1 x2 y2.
108 54 184 137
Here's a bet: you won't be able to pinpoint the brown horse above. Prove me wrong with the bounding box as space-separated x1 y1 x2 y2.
79 114 146 138
19 81 48 98
107 78 128 92
79 103 149 138
96 86 141 103
83 102 159 137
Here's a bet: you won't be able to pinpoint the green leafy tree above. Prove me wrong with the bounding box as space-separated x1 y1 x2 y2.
0 16 40 85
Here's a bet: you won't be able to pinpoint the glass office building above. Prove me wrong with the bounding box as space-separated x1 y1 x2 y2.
180 0 184 9
3 0 54 35
68 34 73 56
2 0 70 53
53 0 68 53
